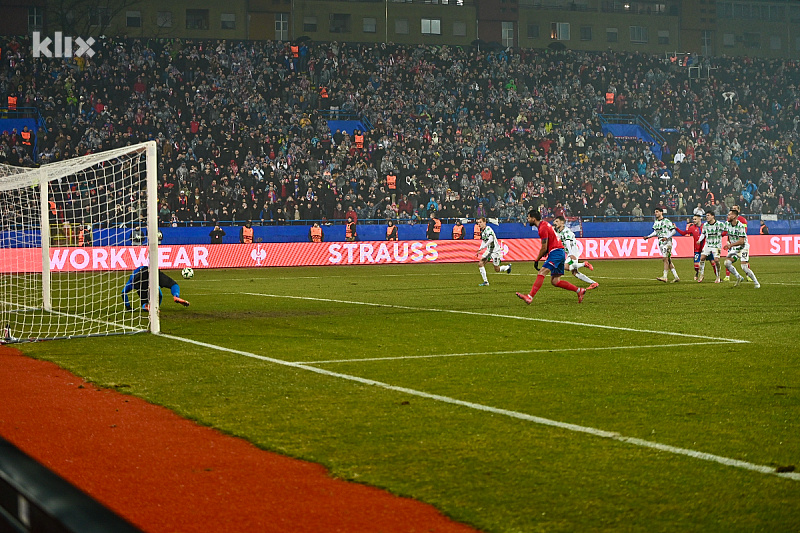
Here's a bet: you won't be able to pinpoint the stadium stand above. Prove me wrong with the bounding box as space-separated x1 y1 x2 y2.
1 36 799 229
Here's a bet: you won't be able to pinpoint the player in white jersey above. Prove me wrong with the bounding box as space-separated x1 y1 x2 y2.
722 207 760 288
643 207 680 282
696 211 722 283
476 217 511 286
553 216 598 290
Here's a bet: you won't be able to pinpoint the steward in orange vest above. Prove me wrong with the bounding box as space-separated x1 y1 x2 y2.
240 221 254 243
452 220 464 240
354 132 364 150
386 173 397 191
21 128 32 146
386 220 398 241
473 222 481 239
427 213 441 240
290 45 299 58
345 217 357 242
309 223 324 242
7 96 17 110
605 92 615 104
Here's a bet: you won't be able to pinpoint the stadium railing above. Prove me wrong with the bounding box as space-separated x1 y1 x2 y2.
0 436 143 533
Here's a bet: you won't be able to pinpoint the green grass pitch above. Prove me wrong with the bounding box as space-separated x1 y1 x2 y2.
18 256 800 532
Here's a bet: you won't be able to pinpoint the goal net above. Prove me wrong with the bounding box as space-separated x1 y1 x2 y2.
0 141 160 343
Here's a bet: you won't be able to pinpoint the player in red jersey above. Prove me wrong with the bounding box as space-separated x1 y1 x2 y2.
516 208 586 304
723 207 748 281
674 214 703 280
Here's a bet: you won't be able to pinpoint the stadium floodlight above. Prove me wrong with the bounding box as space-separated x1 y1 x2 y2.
0 141 160 343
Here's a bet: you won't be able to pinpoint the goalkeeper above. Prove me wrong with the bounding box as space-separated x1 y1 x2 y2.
122 266 190 310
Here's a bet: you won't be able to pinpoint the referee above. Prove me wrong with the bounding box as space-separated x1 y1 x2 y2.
122 266 190 310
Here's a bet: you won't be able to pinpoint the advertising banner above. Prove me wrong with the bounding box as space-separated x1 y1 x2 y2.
2 235 799 273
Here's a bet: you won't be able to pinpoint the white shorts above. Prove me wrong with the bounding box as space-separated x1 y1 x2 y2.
701 245 720 260
481 250 502 267
658 238 674 258
727 244 750 264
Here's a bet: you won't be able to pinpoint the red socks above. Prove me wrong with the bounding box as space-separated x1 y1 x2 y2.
530 276 579 296
529 274 545 296
555 279 579 292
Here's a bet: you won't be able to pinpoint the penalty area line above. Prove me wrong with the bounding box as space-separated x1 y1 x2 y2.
157 333 798 482
303 341 739 365
241 292 750 345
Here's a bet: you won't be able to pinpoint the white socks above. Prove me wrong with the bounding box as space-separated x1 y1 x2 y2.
499 265 510 273
479 266 488 283
725 260 744 280
574 271 595 284
742 265 759 284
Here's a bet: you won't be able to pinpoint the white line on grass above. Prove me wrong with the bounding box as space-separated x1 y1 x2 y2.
158 332 799 482
303 342 737 364
241 292 749 344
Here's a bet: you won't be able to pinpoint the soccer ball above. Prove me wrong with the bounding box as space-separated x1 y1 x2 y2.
181 267 194 279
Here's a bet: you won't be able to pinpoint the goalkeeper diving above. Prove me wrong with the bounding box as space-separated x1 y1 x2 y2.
122 266 190 310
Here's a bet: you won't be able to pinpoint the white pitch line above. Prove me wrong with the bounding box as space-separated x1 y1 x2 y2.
157 333 799 482
591 275 800 286
303 341 738 365
242 292 749 344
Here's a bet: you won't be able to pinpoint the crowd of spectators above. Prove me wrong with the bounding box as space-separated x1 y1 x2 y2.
2 35 800 229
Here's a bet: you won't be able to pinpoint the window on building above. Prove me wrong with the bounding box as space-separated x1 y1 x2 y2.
276 13 289 39
770 36 781 50
89 7 112 27
767 5 784 21
28 6 43 33
363 17 377 33
221 13 236 30
722 33 735 47
422 18 441 35
527 24 539 38
502 21 514 47
658 30 669 45
126 11 142 28
157 11 173 28
330 13 351 33
453 21 467 37
743 32 760 49
551 22 569 40
629 25 648 44
606 28 618 42
701 30 713 55
395 18 409 34
303 16 317 32
186 9 209 30
580 26 592 41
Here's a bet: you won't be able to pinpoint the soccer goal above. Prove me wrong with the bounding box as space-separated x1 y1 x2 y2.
0 141 160 343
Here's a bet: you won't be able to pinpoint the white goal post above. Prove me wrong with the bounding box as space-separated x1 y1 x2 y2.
0 141 160 343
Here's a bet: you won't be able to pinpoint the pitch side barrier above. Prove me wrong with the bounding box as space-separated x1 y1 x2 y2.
0 436 142 533
1 235 799 272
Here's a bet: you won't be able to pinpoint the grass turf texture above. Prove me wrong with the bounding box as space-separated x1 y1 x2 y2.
18 257 800 532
